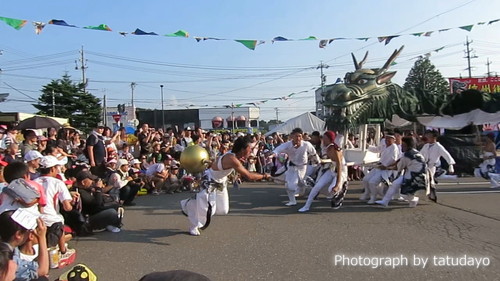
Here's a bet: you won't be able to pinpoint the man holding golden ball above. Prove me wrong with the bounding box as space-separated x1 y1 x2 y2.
180 136 271 236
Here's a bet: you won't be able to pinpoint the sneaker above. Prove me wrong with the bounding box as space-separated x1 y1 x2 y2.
285 201 297 206
189 227 200 236
396 196 408 202
58 248 76 269
375 200 389 207
298 206 309 213
152 190 160 196
106 225 121 233
366 199 376 205
409 197 419 208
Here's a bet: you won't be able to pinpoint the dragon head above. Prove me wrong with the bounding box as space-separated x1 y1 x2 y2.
323 46 404 130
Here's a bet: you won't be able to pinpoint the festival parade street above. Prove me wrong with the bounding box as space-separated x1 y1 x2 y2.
48 178 500 281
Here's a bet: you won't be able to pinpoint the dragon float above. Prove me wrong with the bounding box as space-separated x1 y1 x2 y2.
322 46 500 132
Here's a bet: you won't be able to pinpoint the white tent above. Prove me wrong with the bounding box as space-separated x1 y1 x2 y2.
266 112 326 136
417 109 500 129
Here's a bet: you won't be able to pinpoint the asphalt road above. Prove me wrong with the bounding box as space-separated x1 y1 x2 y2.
50 177 500 281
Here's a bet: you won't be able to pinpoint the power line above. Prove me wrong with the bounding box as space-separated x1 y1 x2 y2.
86 50 312 71
3 82 38 101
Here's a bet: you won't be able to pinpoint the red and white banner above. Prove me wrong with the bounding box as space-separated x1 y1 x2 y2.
449 77 500 94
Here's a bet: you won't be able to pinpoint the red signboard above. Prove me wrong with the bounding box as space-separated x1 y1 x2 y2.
449 77 500 94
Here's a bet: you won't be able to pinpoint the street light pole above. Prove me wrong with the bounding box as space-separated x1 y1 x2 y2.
160 85 165 130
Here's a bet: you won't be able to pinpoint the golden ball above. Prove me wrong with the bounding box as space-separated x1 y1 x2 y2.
180 145 210 173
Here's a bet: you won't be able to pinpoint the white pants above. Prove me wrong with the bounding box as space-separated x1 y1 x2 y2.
362 168 392 200
181 188 229 231
381 176 403 202
490 173 500 187
284 165 307 203
381 176 418 206
302 170 334 209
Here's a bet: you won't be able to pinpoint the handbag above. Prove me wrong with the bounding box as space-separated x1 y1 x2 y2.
2 178 40 207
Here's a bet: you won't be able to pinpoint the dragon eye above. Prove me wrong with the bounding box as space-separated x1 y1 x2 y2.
357 79 368 85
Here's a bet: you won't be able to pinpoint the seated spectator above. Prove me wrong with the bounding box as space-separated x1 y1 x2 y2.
0 161 7 189
165 165 182 194
0 161 46 215
0 241 17 281
103 159 118 185
108 159 139 206
118 143 134 162
145 157 172 195
0 210 49 281
24 150 43 180
72 171 122 233
34 156 78 257
19 130 38 158
4 143 21 164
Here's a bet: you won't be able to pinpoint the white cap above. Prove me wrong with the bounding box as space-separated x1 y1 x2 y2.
40 155 64 168
130 159 141 165
24 150 43 162
117 159 129 167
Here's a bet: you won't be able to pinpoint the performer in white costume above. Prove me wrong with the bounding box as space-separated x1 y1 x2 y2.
376 137 428 207
360 132 401 204
298 131 348 212
181 136 270 236
419 130 455 202
474 133 497 180
272 128 320 206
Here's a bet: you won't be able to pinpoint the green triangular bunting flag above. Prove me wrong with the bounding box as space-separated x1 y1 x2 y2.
235 40 257 50
300 36 317 40
165 30 189 37
459 25 474 31
84 24 112 31
0 16 27 30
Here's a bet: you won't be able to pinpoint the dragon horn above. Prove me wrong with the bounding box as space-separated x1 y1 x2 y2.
351 51 369 70
380 45 404 73
351 53 360 70
358 51 369 69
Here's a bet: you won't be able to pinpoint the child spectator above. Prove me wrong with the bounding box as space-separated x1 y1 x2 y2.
0 210 49 281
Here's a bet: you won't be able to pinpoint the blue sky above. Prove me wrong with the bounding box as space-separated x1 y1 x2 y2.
0 0 499 121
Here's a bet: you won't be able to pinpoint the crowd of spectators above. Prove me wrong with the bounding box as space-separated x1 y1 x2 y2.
0 121 288 280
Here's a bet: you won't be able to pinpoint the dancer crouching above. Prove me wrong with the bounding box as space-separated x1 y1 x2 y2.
181 136 271 236
375 136 427 207
298 131 348 212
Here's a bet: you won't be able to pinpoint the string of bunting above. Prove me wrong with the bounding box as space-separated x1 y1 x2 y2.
222 89 313 109
0 15 498 50
213 40 452 107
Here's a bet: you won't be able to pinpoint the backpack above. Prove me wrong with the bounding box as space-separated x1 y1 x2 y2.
2 178 40 207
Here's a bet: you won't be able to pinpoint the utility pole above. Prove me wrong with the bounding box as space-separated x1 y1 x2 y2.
131 82 136 108
317 61 329 119
75 46 88 92
103 94 107 127
464 37 477 78
52 90 55 117
231 103 235 133
486 58 492 77
160 85 165 130
131 82 136 119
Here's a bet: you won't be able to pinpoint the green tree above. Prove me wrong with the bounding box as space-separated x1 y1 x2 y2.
33 74 101 132
403 57 450 114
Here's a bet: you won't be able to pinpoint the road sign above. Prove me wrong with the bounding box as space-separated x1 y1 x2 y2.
112 114 121 123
